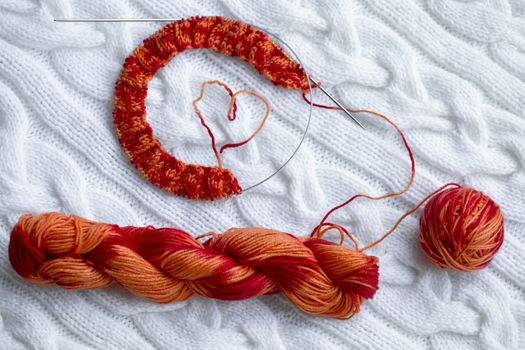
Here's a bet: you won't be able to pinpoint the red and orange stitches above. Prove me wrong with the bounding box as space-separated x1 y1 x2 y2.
113 16 309 200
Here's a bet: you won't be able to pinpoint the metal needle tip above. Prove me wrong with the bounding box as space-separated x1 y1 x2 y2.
54 19 364 129
54 18 180 22
308 77 365 129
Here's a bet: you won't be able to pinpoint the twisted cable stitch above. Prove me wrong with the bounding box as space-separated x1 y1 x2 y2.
113 16 309 200
9 212 378 319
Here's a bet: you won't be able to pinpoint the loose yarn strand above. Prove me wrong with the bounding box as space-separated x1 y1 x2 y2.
304 88 503 270
360 182 461 251
6 16 506 324
314 222 360 250
219 89 270 154
192 80 271 168
306 92 416 251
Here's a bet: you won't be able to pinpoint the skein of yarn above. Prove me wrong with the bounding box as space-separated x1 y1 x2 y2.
8 16 506 321
9 75 506 319
8 115 505 318
8 184 505 319
9 212 379 319
419 186 504 272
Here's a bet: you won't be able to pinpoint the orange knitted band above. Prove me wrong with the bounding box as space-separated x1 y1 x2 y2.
113 16 309 200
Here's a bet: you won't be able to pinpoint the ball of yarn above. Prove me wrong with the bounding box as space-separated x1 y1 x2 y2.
419 186 504 272
9 212 379 319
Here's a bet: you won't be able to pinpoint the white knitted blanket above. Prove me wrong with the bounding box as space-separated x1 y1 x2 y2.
1 1 524 349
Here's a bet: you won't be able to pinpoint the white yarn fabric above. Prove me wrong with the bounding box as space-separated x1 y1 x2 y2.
1 0 524 349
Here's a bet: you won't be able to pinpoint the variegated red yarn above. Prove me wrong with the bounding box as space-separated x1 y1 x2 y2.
8 15 507 325
113 16 309 200
419 186 504 272
9 212 378 319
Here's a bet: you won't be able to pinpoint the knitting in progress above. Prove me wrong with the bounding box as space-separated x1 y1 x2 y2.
114 16 308 200
9 13 507 320
8 75 505 317
2 1 523 348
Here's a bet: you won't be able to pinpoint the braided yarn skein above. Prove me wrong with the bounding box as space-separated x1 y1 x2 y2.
113 16 309 201
9 212 379 319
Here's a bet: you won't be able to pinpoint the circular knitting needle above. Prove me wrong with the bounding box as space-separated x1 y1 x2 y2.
54 17 364 193
56 17 315 193
308 77 365 129
54 18 180 22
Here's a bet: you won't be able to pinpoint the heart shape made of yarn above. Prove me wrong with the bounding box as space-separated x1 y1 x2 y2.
192 80 270 168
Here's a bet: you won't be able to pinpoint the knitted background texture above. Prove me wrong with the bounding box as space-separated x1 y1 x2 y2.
1 1 524 349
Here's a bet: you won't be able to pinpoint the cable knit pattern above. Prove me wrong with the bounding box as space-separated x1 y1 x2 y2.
0 1 523 349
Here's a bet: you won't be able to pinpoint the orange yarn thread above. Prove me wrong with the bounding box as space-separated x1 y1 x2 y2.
304 92 504 271
9 212 378 319
192 80 270 169
8 84 506 319
8 17 506 320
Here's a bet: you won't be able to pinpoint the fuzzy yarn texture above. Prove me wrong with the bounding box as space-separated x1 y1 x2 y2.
0 1 524 350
